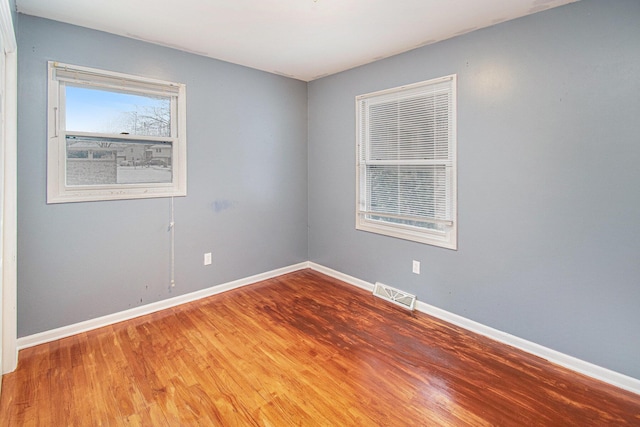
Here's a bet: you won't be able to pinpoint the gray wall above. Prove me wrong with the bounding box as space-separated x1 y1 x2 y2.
308 0 640 379
17 15 309 336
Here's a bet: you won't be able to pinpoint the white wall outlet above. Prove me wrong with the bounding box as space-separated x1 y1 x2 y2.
412 260 420 274
204 252 212 266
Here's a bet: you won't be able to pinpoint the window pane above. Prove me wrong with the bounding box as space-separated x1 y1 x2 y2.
66 136 172 186
366 164 448 229
66 86 171 137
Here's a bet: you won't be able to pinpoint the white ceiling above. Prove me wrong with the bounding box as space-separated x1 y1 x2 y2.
17 0 578 81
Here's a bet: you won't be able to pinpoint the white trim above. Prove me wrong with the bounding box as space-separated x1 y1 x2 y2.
307 262 640 396
17 262 309 350
1 0 17 376
0 0 16 53
308 262 374 292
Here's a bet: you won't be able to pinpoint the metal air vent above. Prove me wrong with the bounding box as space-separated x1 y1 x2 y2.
373 282 416 311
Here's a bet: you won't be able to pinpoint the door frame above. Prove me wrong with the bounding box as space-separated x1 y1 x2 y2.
0 0 18 380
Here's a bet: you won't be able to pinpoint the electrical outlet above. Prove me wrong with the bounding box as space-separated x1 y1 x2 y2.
204 252 212 266
412 260 420 274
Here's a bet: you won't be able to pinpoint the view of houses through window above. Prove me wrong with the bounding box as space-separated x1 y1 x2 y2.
65 137 172 185
65 85 173 186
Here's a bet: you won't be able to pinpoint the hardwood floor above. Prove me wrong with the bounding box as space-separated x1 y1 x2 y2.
1 269 639 426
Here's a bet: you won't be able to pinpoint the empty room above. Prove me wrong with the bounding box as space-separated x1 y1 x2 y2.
1 0 639 425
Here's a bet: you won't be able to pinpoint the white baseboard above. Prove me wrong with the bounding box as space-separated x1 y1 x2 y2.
17 260 640 396
309 263 375 292
307 262 640 396
17 262 310 350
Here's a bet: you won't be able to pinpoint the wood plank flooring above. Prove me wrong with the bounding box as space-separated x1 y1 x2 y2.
1 269 639 426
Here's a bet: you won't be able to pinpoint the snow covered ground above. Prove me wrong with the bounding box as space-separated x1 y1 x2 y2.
117 166 172 184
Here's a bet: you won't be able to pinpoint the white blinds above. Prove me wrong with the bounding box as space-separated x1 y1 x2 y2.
51 62 181 97
357 75 455 227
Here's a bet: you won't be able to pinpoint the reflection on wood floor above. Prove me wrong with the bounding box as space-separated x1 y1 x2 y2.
1 269 639 425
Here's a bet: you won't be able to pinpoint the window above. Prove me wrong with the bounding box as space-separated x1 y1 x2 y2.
356 75 457 249
47 61 187 203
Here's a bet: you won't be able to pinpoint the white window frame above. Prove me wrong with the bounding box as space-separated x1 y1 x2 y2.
47 61 187 203
356 75 457 249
